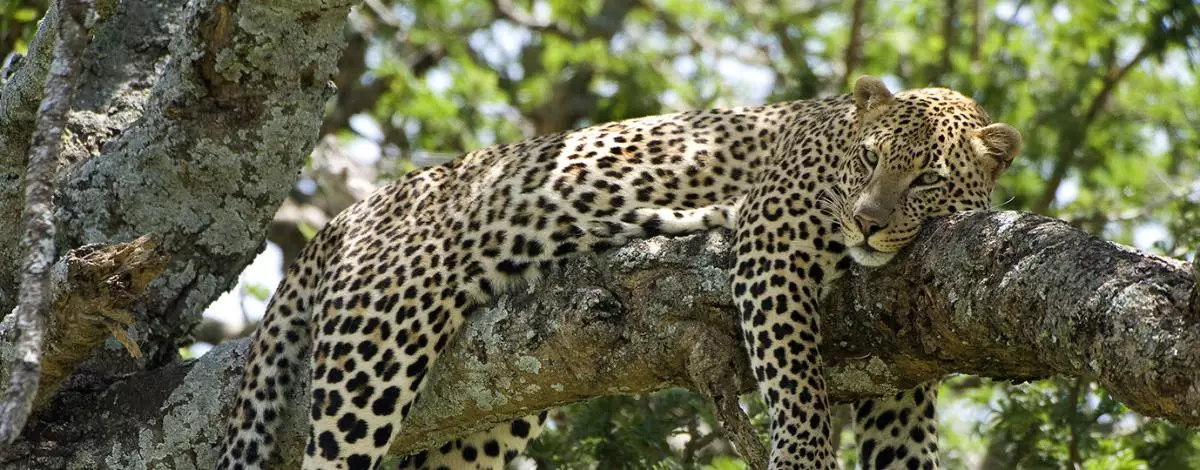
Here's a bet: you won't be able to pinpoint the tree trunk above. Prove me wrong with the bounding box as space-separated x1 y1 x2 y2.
2 211 1196 469
0 0 355 373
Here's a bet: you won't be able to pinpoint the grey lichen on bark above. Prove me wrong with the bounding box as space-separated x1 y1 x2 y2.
1 0 359 370
50 0 355 366
2 211 1196 469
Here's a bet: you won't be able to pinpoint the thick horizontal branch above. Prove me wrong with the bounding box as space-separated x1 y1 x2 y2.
822 211 1199 423
3 211 1197 468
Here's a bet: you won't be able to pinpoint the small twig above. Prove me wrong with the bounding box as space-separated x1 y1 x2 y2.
0 0 92 444
970 0 985 64
488 0 574 37
705 390 767 470
362 0 404 28
635 0 773 67
681 427 720 464
237 274 253 328
931 0 958 84
997 0 1029 43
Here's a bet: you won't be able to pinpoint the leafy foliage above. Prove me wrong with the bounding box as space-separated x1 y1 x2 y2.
0 0 45 58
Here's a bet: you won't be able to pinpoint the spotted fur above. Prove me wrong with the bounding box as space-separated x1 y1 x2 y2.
395 412 547 470
854 382 940 470
215 76 1021 470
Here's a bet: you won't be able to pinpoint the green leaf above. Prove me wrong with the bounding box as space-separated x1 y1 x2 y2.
244 283 271 301
13 7 38 22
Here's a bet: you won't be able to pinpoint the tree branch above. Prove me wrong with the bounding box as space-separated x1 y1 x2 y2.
34 237 167 404
1033 40 1154 212
841 0 867 89
1066 377 1085 470
268 137 380 268
3 211 1197 467
519 0 636 134
0 0 91 444
0 4 61 314
997 0 1029 46
931 0 957 84
640 0 772 67
0 236 168 410
318 31 446 138
1033 5 1179 212
488 0 575 38
970 0 986 63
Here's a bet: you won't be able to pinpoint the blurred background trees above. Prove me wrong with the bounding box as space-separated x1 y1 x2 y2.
4 0 1199 467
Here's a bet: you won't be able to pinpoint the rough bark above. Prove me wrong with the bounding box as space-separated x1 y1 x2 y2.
30 236 168 406
0 0 356 372
2 211 1196 469
0 2 61 313
0 0 91 443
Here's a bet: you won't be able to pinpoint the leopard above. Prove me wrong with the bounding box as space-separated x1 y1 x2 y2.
215 75 1022 470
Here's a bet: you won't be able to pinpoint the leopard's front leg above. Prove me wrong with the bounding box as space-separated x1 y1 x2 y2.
733 253 836 469
733 193 844 469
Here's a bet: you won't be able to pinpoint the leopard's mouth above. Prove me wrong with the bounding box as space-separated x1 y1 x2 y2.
847 243 898 267
851 242 880 253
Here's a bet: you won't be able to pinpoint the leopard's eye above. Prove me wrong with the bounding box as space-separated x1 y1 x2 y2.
915 172 944 187
860 148 879 168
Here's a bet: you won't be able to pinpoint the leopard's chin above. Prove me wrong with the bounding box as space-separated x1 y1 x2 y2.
847 245 897 267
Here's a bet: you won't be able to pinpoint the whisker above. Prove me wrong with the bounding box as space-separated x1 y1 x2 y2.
992 196 1016 209
816 188 848 223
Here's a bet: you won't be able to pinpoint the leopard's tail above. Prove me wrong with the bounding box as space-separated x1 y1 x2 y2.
215 230 334 470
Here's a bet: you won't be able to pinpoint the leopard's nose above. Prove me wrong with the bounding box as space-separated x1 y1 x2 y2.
854 213 886 237
851 196 893 238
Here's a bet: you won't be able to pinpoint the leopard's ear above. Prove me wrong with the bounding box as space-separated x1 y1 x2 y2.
853 75 894 118
972 123 1023 177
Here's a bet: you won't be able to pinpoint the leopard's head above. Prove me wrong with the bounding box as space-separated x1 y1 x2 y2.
833 76 1023 267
